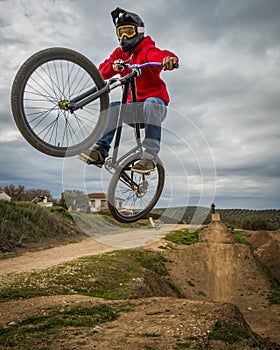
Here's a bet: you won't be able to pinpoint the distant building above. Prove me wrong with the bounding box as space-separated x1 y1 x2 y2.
31 196 53 207
0 191 11 202
87 192 124 212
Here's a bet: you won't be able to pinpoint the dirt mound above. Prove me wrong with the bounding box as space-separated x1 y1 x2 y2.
248 230 274 248
0 295 266 350
77 298 260 350
248 230 280 280
159 222 280 344
134 270 181 298
164 243 269 303
199 221 237 243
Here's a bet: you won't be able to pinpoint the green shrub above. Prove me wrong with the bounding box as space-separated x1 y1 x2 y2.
0 250 176 301
48 205 72 218
165 228 200 245
208 320 264 347
0 201 78 253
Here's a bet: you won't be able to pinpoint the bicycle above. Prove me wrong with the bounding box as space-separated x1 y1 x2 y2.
11 47 177 223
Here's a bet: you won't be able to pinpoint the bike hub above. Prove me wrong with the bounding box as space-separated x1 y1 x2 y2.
58 99 70 111
135 180 148 198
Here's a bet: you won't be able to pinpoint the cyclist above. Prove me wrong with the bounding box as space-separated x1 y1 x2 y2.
80 7 179 174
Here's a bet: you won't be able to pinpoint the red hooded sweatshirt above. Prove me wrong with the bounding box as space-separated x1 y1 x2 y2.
99 36 178 106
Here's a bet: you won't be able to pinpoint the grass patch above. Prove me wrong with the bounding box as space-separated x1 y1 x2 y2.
187 280 195 287
232 230 254 250
0 200 148 254
266 269 280 305
208 320 265 348
0 303 132 348
0 200 83 253
165 228 201 245
165 280 182 296
47 205 73 219
0 250 172 302
158 243 178 250
268 286 280 305
139 332 161 338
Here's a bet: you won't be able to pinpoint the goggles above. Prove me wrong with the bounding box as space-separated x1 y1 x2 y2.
116 25 144 40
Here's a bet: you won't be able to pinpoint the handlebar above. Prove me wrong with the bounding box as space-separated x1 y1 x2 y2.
110 61 179 71
69 61 178 110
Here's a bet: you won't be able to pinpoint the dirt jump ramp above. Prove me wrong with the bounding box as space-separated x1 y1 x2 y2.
164 221 280 344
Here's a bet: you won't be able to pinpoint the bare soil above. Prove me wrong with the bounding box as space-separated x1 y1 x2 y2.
247 230 280 281
0 221 279 349
162 223 280 345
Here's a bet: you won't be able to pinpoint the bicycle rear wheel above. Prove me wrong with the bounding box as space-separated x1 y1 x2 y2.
107 155 165 223
11 47 109 157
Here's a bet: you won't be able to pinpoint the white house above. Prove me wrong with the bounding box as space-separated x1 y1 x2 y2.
87 192 124 212
31 196 53 207
0 191 11 201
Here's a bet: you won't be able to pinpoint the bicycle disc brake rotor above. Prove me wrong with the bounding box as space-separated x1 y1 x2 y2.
135 179 148 198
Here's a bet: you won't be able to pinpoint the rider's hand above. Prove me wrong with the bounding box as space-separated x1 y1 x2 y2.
112 59 125 72
162 56 178 70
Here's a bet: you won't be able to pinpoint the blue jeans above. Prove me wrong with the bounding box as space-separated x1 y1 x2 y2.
97 97 167 159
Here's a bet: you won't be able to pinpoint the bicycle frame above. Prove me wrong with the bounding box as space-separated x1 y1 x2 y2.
68 62 163 171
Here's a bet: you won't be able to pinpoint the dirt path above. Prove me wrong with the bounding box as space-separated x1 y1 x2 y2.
0 224 180 275
0 238 111 275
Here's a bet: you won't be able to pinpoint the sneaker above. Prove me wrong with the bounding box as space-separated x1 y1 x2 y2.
131 158 156 174
79 144 105 167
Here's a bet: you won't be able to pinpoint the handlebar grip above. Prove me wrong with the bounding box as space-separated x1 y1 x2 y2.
109 61 125 71
160 62 179 69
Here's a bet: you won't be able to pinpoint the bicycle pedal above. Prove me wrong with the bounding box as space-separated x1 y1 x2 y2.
131 169 151 175
78 153 92 163
93 162 104 168
78 154 104 167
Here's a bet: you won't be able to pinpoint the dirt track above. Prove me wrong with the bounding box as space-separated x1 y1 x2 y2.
0 221 279 349
0 224 178 275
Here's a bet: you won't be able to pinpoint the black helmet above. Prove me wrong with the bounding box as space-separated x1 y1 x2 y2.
111 7 145 52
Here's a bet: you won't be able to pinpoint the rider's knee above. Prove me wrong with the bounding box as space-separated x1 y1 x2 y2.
143 97 167 122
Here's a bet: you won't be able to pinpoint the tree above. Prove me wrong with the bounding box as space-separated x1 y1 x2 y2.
59 192 67 209
63 190 90 213
0 184 53 202
2 184 25 200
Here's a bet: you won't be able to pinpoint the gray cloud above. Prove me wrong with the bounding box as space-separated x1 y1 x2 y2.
0 0 279 209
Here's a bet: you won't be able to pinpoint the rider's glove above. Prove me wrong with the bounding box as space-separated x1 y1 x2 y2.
112 59 125 72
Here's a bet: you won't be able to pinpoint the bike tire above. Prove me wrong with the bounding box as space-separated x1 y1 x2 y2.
11 47 109 157
107 154 165 223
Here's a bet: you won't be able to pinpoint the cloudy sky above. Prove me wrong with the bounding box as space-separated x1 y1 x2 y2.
0 0 279 210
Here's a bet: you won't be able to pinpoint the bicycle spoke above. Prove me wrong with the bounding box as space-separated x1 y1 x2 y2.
22 58 101 149
112 165 160 217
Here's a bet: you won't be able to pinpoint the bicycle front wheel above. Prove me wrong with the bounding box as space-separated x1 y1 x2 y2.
11 47 109 157
107 155 165 223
